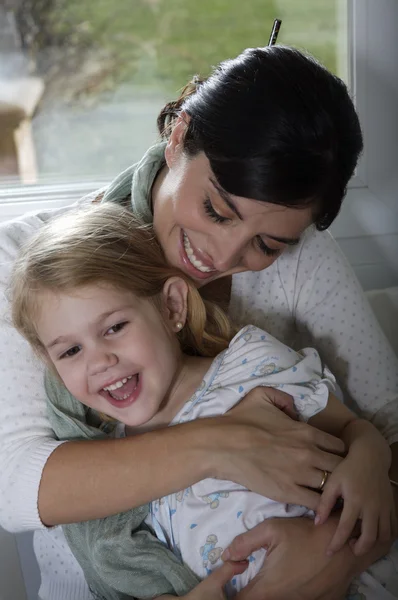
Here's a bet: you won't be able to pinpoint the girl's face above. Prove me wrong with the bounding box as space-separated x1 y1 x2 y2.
35 282 194 428
152 118 314 287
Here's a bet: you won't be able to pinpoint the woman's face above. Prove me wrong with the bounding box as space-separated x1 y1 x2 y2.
152 119 314 287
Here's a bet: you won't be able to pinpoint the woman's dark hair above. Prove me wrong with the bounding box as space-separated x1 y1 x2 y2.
158 46 363 230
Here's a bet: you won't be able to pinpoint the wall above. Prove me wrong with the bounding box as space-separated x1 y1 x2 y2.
331 188 398 290
330 0 398 291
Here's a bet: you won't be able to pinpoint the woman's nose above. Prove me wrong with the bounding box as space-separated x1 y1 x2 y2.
211 237 246 273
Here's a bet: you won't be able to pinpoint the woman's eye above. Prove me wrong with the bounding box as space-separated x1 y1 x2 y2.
256 236 280 257
60 346 81 359
203 196 231 224
107 321 127 335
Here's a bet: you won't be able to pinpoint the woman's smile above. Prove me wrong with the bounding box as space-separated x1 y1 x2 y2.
179 230 218 280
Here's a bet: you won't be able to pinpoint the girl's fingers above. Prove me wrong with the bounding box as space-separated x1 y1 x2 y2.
327 502 360 555
351 509 378 556
315 483 340 526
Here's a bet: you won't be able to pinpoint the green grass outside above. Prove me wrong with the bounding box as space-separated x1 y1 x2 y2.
48 0 340 93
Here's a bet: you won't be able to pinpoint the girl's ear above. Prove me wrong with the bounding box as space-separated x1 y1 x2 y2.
164 112 190 168
161 276 189 332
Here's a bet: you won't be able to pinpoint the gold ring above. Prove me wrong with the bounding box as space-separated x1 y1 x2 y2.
318 470 329 491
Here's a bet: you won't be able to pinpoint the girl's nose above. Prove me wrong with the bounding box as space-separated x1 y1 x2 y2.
88 349 118 376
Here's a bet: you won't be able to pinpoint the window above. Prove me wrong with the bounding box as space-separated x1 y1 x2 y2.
1 1 347 188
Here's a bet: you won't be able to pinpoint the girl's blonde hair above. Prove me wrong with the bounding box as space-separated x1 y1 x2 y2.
11 203 235 359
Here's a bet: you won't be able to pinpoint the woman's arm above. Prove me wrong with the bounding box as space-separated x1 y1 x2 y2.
39 422 210 525
289 228 398 510
0 215 68 532
40 388 346 525
290 229 398 444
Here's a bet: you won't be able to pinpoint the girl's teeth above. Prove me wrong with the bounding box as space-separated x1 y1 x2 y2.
183 233 214 273
103 375 132 392
109 391 132 401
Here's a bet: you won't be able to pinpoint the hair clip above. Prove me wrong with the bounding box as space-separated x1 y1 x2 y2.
268 18 282 46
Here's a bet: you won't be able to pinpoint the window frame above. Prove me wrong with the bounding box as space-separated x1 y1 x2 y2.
331 0 398 240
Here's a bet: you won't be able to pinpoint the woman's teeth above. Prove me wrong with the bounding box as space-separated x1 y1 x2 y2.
103 375 133 392
183 233 214 273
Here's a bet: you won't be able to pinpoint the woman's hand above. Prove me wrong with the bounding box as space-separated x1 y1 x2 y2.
222 516 392 600
216 387 345 510
156 560 248 599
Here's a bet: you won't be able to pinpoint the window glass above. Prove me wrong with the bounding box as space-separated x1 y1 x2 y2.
0 1 347 184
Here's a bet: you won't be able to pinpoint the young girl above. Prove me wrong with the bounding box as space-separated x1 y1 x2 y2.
11 203 397 600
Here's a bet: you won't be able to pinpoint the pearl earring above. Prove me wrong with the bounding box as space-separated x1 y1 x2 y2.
176 322 183 331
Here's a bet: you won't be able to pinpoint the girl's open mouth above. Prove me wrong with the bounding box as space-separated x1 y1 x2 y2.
100 374 142 409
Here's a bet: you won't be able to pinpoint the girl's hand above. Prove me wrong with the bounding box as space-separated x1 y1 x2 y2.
218 387 345 511
315 445 397 556
222 516 392 600
157 560 248 599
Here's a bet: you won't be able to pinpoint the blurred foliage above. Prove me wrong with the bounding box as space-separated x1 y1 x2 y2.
10 0 339 92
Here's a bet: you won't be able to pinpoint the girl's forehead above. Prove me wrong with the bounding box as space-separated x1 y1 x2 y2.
35 284 158 329
39 283 135 303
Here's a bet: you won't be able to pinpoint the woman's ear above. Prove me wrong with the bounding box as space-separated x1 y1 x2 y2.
164 112 190 168
161 276 189 332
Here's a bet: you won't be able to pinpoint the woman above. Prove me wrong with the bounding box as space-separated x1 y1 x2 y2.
0 46 397 600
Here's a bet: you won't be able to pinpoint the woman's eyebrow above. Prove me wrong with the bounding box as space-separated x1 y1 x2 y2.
209 177 243 220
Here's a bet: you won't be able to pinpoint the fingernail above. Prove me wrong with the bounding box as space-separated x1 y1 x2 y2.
221 549 231 561
314 515 321 525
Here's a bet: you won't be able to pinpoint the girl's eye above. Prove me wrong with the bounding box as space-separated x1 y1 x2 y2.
106 321 128 335
60 346 81 359
203 197 231 224
256 236 280 257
